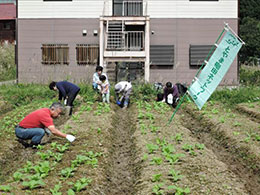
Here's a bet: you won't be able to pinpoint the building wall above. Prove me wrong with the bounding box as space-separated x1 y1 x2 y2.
18 18 238 85
149 18 239 85
17 18 99 83
18 0 237 19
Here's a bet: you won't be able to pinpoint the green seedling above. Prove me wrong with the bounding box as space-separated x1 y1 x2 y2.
253 133 260 141
97 128 101 134
51 142 57 149
71 155 88 167
143 153 148 161
72 114 80 121
162 144 175 156
219 116 225 123
165 153 185 165
67 189 76 195
182 144 196 155
140 123 147 135
0 185 11 192
152 183 164 195
195 143 205 150
144 102 152 111
169 169 183 182
22 179 45 190
50 183 62 195
53 153 63 162
36 145 44 150
146 112 154 120
13 171 24 181
36 150 53 160
57 143 70 153
150 125 159 133
233 131 240 136
23 161 33 173
61 167 76 179
150 157 163 165
33 161 51 178
174 133 183 143
168 185 190 195
138 112 145 120
156 138 167 147
146 143 159 154
64 124 72 131
211 108 219 114
233 121 242 127
69 177 92 192
152 174 162 182
244 132 252 143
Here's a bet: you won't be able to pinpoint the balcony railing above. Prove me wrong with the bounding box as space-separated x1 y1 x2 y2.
106 31 144 51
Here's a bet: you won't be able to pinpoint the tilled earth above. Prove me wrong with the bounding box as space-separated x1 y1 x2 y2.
0 101 259 194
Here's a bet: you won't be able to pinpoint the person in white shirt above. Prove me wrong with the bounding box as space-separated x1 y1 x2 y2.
115 81 132 108
93 66 107 92
99 75 110 103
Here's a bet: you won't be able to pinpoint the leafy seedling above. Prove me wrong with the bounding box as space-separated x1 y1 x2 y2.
195 143 205 150
13 171 24 181
50 183 62 195
56 143 70 153
146 144 159 154
152 174 162 182
22 179 45 189
0 185 11 192
150 157 163 165
168 185 190 195
169 169 183 182
174 133 183 143
61 167 76 179
152 183 164 195
69 177 92 192
67 189 76 195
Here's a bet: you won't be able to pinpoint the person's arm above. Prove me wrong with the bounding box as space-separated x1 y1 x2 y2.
56 83 66 100
48 125 67 138
48 125 75 142
104 84 109 93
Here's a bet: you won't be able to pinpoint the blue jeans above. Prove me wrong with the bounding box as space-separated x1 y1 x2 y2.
15 127 45 145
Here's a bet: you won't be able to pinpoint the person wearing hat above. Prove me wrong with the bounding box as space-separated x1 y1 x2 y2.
114 81 132 109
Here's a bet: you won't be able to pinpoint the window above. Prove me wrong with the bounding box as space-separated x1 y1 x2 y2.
41 44 69 65
189 45 216 68
76 44 99 65
43 0 72 1
113 0 143 16
150 45 174 68
3 23 11 30
190 0 218 1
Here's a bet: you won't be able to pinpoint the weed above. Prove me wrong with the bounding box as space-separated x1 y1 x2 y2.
219 116 225 123
97 128 101 134
211 108 219 114
233 121 242 127
143 153 148 161
244 132 252 143
233 131 240 136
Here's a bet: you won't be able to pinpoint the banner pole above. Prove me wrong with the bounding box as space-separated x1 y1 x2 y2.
168 27 226 124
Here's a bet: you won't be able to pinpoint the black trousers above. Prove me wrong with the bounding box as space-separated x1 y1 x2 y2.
67 89 80 106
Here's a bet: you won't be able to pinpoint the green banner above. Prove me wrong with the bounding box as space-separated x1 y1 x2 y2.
188 30 243 110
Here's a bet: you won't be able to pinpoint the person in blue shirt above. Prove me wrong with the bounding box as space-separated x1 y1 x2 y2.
49 81 80 115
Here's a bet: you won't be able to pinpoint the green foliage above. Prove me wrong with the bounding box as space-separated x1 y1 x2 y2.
0 44 16 81
61 167 76 179
13 171 24 181
67 189 76 195
69 177 92 192
165 153 185 165
56 143 70 153
50 183 62 195
169 169 183 182
146 143 159 154
168 185 190 195
210 86 260 106
22 179 45 190
152 183 164 195
132 83 158 101
152 174 162 182
240 66 260 86
0 185 11 192
150 157 163 165
32 161 51 178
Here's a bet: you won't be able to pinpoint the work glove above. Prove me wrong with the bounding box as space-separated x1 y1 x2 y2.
64 99 67 106
66 134 75 142
116 100 121 105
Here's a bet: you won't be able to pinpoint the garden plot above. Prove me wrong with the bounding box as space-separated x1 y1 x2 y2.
134 101 248 195
0 99 259 195
236 101 260 122
182 101 260 194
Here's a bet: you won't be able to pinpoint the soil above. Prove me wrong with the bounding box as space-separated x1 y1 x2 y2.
0 100 259 195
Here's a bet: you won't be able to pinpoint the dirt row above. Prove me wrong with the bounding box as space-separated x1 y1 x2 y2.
0 101 259 194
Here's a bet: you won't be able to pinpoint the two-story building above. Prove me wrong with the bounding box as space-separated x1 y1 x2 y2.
17 0 239 85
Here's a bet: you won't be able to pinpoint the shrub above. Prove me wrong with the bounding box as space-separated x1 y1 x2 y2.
0 44 16 81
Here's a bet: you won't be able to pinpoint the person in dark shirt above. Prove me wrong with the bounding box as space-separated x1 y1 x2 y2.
49 81 80 115
163 82 179 105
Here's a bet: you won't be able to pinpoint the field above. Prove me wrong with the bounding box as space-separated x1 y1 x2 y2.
0 83 260 195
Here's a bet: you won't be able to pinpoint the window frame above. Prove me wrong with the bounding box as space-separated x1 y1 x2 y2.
41 44 69 65
76 44 99 65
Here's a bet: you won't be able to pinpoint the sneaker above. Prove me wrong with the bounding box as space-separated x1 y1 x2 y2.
17 138 30 148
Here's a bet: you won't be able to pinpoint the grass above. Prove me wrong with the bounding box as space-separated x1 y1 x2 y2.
0 44 16 82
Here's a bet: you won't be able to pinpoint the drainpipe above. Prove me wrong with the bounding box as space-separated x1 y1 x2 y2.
144 16 150 82
15 0 18 83
99 17 104 67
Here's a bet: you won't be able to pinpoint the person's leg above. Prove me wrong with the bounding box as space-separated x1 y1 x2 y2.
15 127 45 145
106 92 110 103
67 89 80 115
40 128 53 144
93 82 98 90
102 93 106 103
123 88 132 107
